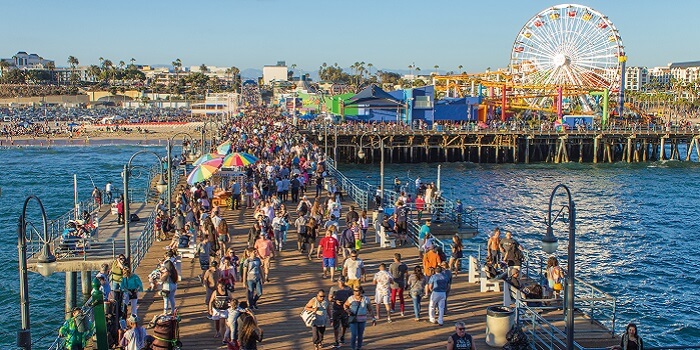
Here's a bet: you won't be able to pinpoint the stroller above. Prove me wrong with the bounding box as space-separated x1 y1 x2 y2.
150 314 182 350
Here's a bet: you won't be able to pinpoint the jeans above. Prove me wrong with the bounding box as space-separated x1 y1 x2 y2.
312 326 326 345
163 284 177 314
246 279 263 307
231 193 241 209
410 291 422 319
429 291 446 325
349 321 366 350
274 230 284 250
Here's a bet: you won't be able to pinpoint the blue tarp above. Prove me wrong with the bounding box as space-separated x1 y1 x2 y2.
434 97 480 121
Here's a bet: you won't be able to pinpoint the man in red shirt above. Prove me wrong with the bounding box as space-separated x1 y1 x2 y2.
254 234 275 283
317 229 339 280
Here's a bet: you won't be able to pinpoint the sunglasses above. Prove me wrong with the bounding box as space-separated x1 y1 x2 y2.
458 328 466 331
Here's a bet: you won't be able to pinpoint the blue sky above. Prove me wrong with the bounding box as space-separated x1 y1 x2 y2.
2 0 698 72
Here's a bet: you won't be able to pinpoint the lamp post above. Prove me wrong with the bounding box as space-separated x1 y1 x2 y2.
541 184 576 350
123 151 167 260
17 195 56 350
167 132 195 217
357 133 385 202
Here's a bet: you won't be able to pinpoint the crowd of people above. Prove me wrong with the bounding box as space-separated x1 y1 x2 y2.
55 103 644 350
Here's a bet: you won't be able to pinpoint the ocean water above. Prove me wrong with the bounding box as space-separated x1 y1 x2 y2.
1 145 698 348
0 144 173 349
339 161 700 347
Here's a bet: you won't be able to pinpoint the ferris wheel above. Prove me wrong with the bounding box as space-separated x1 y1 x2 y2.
510 4 625 93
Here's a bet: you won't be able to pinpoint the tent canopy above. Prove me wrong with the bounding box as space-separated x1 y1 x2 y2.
344 84 403 108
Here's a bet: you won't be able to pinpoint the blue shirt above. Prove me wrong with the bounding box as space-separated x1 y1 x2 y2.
429 273 449 292
419 225 430 239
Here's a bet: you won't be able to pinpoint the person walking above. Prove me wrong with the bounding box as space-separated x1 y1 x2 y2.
423 245 442 277
304 289 331 350
343 286 375 350
621 323 644 350
238 310 264 350
209 281 231 339
92 186 102 208
446 321 476 350
317 229 339 280
449 235 464 275
389 253 408 317
105 181 113 203
428 266 449 326
329 276 352 348
160 260 178 315
231 180 241 210
407 266 427 321
254 233 275 283
120 267 144 316
343 250 366 290
203 260 221 311
372 263 394 323
242 248 263 309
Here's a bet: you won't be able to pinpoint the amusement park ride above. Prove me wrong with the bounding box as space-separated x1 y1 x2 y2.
433 4 627 126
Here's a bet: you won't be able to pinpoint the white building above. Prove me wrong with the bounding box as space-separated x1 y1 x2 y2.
648 67 671 87
624 66 648 91
1 51 55 69
191 92 240 117
262 61 288 86
668 61 700 84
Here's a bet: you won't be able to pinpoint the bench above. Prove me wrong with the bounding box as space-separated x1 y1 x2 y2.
375 226 397 248
467 255 501 293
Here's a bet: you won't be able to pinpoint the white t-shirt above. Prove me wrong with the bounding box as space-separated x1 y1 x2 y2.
344 258 364 280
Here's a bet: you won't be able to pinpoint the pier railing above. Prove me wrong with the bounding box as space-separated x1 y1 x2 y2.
47 295 96 350
325 158 373 211
514 249 617 349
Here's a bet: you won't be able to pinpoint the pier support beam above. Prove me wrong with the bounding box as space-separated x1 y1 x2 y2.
525 137 530 164
65 272 77 320
660 137 666 160
626 137 633 163
593 137 599 163
81 270 92 296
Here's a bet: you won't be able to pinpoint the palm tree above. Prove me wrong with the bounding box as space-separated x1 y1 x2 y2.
434 65 440 75
172 58 182 88
130 57 136 67
458 65 464 74
0 60 9 75
199 64 208 73
46 61 56 83
67 56 79 85
367 63 374 77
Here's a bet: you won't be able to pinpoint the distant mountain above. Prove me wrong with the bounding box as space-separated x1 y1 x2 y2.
240 68 262 79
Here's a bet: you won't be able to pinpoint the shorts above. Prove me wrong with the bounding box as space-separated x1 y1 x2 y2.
346 279 361 289
375 291 390 305
211 308 228 320
323 257 336 268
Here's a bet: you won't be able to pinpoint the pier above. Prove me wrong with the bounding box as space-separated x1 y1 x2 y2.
304 126 700 163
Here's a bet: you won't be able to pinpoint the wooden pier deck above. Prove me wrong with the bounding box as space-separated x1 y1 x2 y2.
131 194 618 350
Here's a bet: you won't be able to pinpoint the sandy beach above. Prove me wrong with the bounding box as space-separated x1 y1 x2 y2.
3 122 205 147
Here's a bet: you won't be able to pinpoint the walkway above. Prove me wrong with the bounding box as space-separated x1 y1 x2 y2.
132 195 618 349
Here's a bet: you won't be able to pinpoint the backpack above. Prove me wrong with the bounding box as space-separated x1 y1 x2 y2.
246 259 261 280
342 228 355 248
298 218 308 234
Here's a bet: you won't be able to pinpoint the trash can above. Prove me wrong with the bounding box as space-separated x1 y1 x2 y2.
485 305 514 347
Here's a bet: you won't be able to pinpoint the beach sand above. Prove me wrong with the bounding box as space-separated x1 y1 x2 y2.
4 122 205 147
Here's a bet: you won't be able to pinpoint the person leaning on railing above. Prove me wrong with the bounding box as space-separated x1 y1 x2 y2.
58 307 93 350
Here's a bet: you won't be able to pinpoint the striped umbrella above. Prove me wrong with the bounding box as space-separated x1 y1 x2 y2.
222 152 258 167
186 158 222 185
216 141 232 155
193 152 223 166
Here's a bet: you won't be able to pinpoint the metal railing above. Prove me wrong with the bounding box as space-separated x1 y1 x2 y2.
325 158 373 211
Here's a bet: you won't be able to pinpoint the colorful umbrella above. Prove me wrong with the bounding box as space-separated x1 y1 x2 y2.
222 152 258 167
216 141 232 155
186 159 222 185
193 152 223 166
